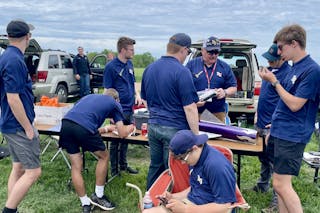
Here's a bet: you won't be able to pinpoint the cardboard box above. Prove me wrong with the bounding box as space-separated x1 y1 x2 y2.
34 103 73 125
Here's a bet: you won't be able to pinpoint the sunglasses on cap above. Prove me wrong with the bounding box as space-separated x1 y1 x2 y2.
206 49 220 55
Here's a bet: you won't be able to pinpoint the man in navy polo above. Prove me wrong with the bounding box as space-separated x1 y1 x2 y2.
103 36 142 176
141 33 199 189
186 36 237 123
253 43 290 213
259 24 320 213
143 130 236 213
0 19 41 213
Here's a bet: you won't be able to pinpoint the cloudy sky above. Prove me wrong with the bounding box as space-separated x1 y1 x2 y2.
1 0 319 65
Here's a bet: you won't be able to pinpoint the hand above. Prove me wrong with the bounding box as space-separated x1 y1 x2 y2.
215 88 226 99
196 101 205 107
258 67 277 83
135 96 143 106
75 74 80 80
25 127 35 140
166 199 187 213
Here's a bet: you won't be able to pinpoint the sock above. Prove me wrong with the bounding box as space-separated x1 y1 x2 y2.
2 207 18 213
95 185 105 198
79 195 91 206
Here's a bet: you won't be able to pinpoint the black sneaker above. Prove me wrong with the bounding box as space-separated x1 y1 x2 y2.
121 166 138 174
252 185 268 193
82 205 92 213
90 193 115 211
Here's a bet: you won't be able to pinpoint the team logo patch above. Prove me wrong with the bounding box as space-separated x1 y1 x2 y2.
195 70 203 78
197 175 203 185
291 75 297 85
217 71 222 78
129 69 134 75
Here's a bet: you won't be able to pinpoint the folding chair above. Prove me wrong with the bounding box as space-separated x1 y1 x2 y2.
127 144 250 212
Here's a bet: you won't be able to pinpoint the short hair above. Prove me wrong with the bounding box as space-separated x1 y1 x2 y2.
273 24 306 49
104 88 119 101
166 42 183 54
117 37 136 53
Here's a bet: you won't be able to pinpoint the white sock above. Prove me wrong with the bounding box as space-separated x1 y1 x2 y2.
95 185 105 198
80 195 91 206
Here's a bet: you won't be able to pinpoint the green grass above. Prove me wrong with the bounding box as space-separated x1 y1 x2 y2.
135 68 144 82
0 133 319 212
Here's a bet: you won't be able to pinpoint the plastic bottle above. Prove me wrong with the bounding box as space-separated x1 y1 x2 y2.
143 191 153 209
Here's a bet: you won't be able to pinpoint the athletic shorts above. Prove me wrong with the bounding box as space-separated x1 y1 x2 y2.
59 119 106 154
3 126 41 169
267 136 306 176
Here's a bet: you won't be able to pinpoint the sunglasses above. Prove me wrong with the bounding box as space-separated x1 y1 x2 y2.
185 47 192 55
206 49 220 55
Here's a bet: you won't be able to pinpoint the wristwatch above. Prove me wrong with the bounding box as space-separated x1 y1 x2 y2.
271 80 280 87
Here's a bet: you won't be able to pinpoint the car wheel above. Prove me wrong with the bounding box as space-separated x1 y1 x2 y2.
55 84 68 103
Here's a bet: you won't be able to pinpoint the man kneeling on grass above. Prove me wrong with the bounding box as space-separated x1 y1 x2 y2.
58 88 134 213
144 130 236 213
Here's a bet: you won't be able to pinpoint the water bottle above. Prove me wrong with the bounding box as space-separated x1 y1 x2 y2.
143 191 153 209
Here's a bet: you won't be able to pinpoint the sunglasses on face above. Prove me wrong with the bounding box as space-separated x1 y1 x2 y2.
185 47 192 55
206 49 220 55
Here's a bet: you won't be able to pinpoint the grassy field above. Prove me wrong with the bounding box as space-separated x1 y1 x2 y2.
0 132 319 213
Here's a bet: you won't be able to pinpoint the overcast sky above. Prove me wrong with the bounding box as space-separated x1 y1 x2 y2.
1 0 319 65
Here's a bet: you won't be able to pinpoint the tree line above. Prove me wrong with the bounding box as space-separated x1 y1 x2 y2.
87 49 156 68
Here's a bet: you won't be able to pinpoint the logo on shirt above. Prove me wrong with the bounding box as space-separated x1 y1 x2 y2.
129 69 134 75
195 70 203 78
119 68 124 77
197 175 203 185
291 75 297 85
217 71 222 78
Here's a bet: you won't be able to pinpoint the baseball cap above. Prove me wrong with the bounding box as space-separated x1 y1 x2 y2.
262 43 280 62
169 33 191 48
6 19 34 38
203 36 221 51
169 130 208 155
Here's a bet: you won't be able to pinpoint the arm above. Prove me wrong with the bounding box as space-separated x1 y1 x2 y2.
115 120 134 138
215 86 237 99
135 82 143 106
259 67 307 112
7 93 34 139
183 103 199 134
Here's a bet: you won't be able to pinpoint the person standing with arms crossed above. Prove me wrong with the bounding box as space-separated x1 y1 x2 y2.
103 37 142 176
253 43 290 213
259 24 320 213
141 33 199 189
0 20 41 213
73 46 92 97
186 36 237 123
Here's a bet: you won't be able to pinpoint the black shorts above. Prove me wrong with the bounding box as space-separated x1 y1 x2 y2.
267 136 306 176
59 119 106 154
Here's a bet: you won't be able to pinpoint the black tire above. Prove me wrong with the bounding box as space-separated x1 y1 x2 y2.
55 84 68 103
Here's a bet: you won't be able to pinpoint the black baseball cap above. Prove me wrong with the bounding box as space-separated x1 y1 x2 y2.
169 33 191 48
6 19 34 38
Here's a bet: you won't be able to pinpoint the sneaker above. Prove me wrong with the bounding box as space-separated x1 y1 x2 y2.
82 205 92 213
121 166 138 174
261 204 279 213
90 193 115 211
252 185 268 193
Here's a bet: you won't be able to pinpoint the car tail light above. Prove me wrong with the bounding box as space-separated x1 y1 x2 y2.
37 70 48 83
254 81 261 96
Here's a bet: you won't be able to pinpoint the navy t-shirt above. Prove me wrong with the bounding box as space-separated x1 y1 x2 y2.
141 56 199 129
186 57 237 113
103 57 135 113
188 144 236 205
256 62 291 129
64 94 124 134
0 46 35 133
271 55 320 143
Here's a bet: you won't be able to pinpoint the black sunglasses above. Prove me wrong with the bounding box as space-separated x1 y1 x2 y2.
207 49 220 55
185 47 192 55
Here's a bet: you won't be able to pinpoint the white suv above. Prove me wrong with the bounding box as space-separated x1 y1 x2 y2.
188 38 260 122
0 36 78 102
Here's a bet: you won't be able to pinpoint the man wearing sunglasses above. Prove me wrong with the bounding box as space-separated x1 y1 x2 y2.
259 24 320 213
143 130 236 213
186 36 237 123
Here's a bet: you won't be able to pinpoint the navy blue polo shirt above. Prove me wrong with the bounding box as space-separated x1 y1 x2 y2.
256 62 291 129
0 46 35 134
141 56 199 129
271 55 320 143
186 57 237 113
188 144 236 205
72 54 91 75
64 94 124 134
103 58 135 113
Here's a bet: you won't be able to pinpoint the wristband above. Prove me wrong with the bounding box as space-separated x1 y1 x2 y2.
271 80 280 87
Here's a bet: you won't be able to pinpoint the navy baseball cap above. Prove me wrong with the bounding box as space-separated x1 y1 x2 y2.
262 43 280 62
203 36 221 51
169 33 191 48
169 130 208 155
7 19 34 38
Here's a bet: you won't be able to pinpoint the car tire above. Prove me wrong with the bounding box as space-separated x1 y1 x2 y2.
55 84 68 103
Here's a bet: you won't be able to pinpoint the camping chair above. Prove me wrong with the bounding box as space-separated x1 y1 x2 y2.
127 144 250 212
